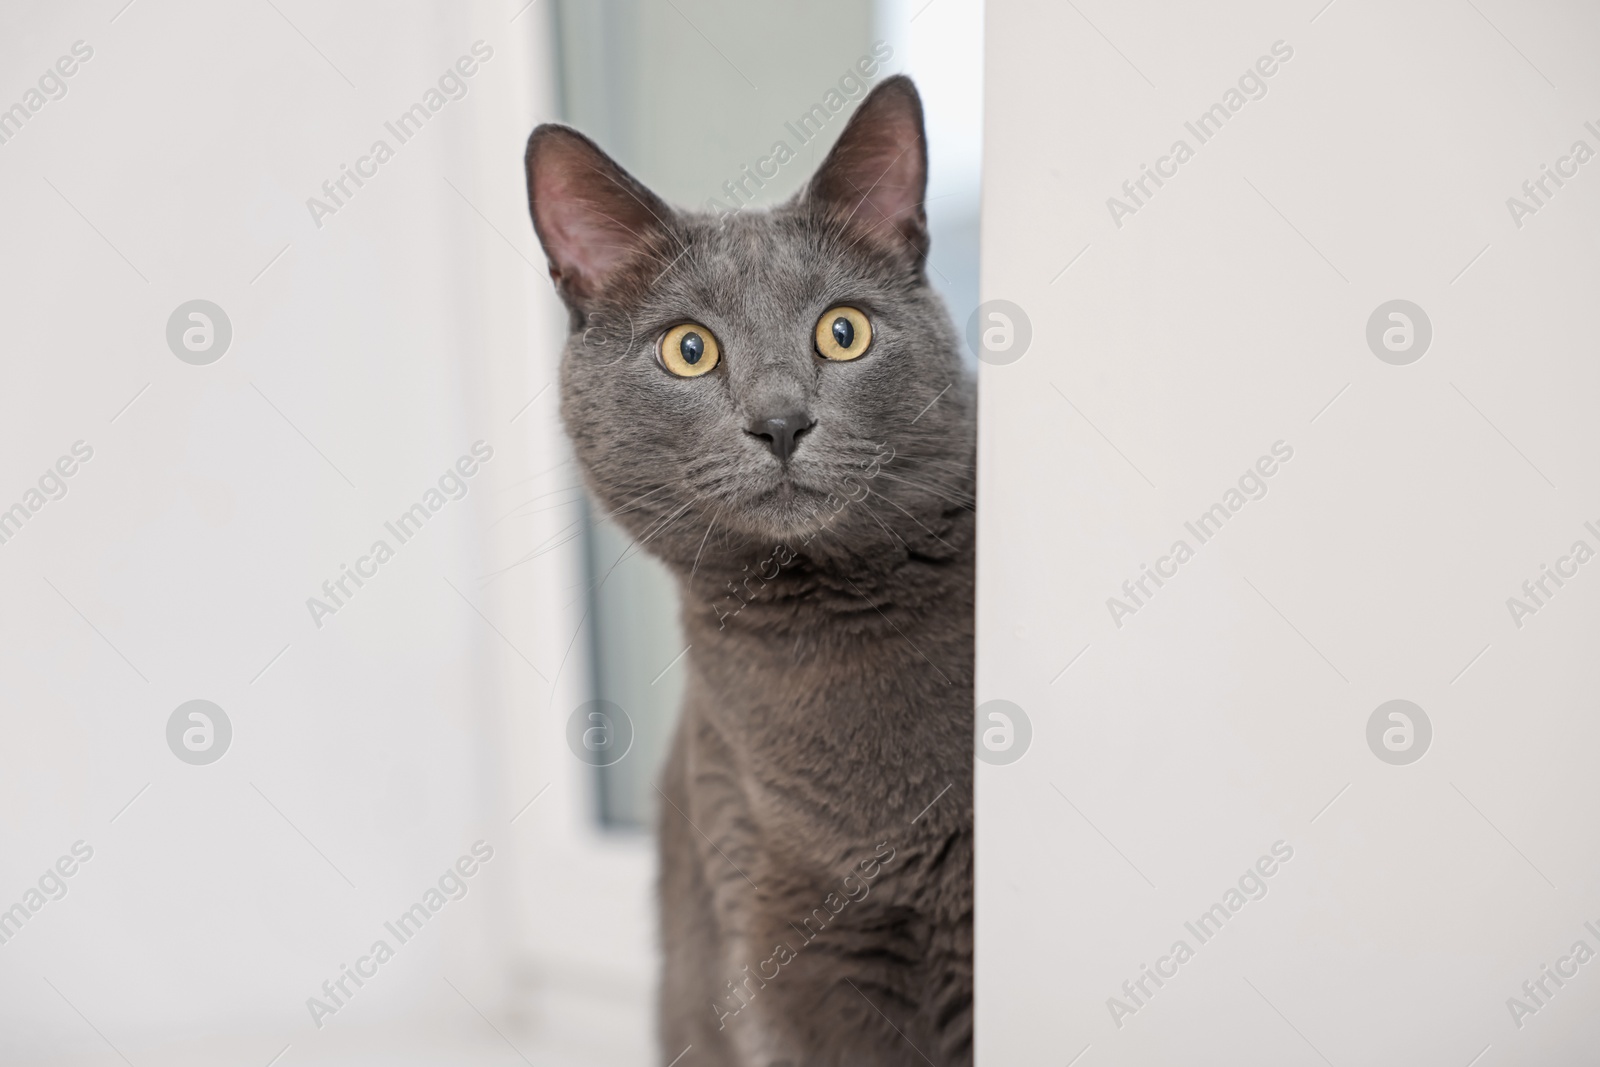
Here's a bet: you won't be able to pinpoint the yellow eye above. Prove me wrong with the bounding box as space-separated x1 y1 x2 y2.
815 306 872 361
659 322 720 377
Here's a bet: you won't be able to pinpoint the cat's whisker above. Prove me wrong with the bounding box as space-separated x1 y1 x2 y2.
884 447 969 464
586 497 696 595
690 506 723 579
494 455 577 493
855 498 908 548
635 497 697 548
487 495 587 529
478 514 589 581
487 484 588 529
870 458 971 485
589 538 644 593
479 484 674 584
606 482 675 516
871 470 975 509
870 489 954 550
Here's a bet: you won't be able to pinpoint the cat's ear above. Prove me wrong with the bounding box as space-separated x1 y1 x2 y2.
803 75 929 268
525 124 676 309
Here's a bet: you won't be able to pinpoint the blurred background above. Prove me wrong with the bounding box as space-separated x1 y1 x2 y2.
0 1 980 1064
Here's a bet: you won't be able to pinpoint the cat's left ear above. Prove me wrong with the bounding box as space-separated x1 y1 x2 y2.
525 124 677 310
802 74 929 269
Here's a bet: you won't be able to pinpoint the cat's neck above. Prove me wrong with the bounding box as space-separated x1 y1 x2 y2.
675 504 974 641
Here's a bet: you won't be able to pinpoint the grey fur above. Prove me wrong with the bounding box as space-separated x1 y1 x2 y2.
525 77 973 1066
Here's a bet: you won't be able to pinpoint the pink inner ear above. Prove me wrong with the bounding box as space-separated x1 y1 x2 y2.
848 134 925 238
538 165 645 280
807 78 929 259
529 131 669 298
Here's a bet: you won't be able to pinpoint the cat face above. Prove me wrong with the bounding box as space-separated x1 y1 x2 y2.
525 77 972 574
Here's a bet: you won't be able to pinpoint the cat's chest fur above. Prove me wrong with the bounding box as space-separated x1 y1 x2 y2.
677 530 974 875
664 533 974 1063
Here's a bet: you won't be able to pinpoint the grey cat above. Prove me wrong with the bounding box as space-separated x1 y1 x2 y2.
524 76 974 1066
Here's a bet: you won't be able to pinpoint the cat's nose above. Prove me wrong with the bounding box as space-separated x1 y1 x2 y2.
746 411 814 462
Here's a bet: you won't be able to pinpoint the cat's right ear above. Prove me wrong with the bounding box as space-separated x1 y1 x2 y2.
525 125 675 310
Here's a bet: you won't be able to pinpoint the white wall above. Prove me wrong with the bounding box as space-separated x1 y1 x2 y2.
979 1 1600 1064
0 2 647 1063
